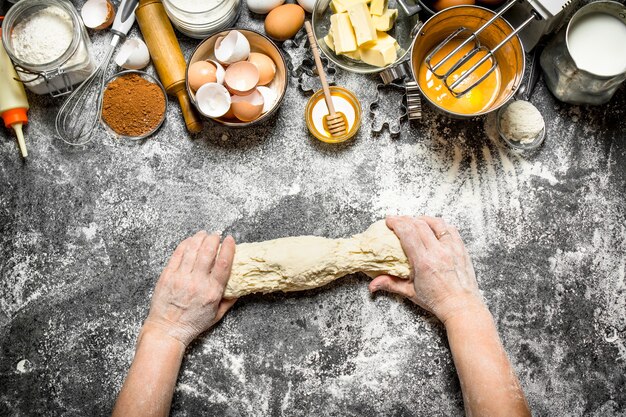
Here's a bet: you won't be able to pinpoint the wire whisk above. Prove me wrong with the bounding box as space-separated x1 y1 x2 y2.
55 37 120 146
55 0 138 145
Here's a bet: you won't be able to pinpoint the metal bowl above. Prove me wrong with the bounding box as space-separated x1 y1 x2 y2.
100 70 168 141
410 5 525 118
186 29 288 128
311 0 421 74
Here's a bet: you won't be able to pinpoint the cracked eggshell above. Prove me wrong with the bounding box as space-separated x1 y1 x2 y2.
188 61 217 91
207 60 225 85
195 83 232 118
81 0 115 30
247 0 285 14
114 38 150 70
257 86 277 113
224 61 259 96
248 52 276 85
231 89 264 122
214 30 250 65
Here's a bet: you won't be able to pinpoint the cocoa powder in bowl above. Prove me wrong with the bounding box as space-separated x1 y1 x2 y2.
101 73 166 138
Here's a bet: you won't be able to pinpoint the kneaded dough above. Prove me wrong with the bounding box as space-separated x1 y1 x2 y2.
224 220 410 298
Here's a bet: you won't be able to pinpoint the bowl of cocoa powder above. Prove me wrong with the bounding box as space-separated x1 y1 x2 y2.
101 70 168 140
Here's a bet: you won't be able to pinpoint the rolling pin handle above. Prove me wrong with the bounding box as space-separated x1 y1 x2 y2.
176 90 203 134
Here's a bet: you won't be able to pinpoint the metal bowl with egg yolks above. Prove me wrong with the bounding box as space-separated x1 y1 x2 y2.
186 29 288 128
410 5 525 118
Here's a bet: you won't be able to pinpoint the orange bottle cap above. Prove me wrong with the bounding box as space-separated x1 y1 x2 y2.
1 108 28 128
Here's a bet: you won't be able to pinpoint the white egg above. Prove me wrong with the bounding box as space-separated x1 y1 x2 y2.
214 30 250 65
257 86 278 113
296 0 315 13
247 0 285 14
114 38 150 70
195 83 232 118
207 59 225 85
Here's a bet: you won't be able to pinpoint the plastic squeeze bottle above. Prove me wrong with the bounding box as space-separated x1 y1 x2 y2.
0 34 29 158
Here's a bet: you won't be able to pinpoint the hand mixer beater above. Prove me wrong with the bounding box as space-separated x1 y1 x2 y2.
56 0 138 146
426 0 573 98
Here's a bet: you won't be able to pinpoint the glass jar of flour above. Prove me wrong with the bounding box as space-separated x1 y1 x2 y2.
163 0 240 39
2 0 96 96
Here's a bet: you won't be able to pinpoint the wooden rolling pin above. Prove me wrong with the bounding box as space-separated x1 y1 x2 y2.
135 0 203 134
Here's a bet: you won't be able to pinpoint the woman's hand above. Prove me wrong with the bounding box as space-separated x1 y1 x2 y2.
369 216 486 324
144 231 237 347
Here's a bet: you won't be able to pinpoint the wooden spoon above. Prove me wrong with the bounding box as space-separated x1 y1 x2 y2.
304 21 347 137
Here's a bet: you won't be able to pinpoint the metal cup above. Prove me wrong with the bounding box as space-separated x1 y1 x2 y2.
410 5 525 118
540 1 626 105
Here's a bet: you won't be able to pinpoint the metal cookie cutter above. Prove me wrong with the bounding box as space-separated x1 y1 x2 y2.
369 82 408 137
405 80 422 120
378 60 423 123
282 31 337 94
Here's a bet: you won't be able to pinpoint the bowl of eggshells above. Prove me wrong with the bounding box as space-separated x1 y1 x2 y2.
186 29 288 127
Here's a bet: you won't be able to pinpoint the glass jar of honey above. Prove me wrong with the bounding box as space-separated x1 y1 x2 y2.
305 86 361 143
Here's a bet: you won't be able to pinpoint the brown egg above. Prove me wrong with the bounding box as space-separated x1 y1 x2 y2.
224 61 260 96
188 61 217 91
265 4 305 41
248 52 277 85
431 0 475 11
231 89 265 122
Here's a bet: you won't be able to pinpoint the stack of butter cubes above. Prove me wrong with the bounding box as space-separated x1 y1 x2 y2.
323 0 399 67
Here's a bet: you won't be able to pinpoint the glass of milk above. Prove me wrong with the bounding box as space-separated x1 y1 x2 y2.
540 0 626 105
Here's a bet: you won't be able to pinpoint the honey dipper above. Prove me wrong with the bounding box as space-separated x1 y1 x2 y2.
304 21 347 137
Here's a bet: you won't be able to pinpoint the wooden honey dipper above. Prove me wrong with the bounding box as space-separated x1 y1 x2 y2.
135 0 202 134
304 21 347 137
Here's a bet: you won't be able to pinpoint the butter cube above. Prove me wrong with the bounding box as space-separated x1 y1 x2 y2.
323 33 335 52
347 3 377 46
341 49 361 60
371 8 398 31
330 0 366 13
369 0 388 15
358 32 398 67
375 31 399 46
330 13 357 53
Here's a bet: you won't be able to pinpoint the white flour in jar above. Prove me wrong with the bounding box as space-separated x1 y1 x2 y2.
11 6 74 65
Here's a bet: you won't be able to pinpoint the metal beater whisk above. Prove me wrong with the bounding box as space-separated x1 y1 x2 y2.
56 0 137 146
426 0 571 98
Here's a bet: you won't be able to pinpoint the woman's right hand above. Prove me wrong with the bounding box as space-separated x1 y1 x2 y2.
369 216 487 325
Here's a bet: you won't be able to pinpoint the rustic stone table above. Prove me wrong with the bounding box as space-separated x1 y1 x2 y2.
1 3 624 416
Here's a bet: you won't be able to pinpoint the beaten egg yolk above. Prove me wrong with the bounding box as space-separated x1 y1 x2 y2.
419 38 501 115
